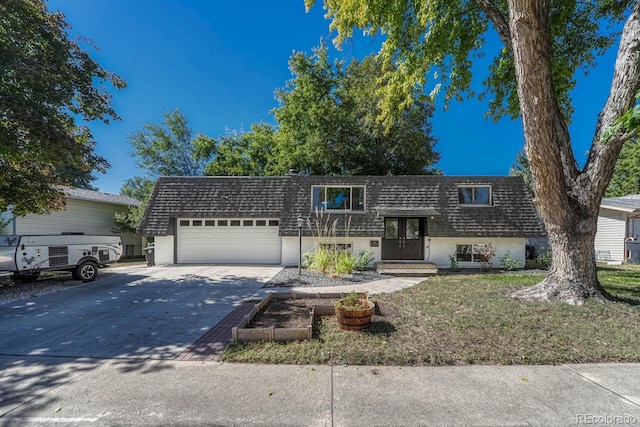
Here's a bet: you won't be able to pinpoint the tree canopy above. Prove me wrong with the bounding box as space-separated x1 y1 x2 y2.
0 0 125 215
128 109 212 177
274 43 440 175
307 0 640 304
606 138 640 197
198 44 440 176
121 109 213 233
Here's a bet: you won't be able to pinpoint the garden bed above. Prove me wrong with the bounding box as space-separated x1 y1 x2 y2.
231 291 367 343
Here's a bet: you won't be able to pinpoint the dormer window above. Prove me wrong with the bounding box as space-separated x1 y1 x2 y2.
458 185 492 206
312 186 365 211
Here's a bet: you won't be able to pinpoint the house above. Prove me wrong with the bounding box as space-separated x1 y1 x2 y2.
138 175 544 269
595 194 640 262
1 186 143 257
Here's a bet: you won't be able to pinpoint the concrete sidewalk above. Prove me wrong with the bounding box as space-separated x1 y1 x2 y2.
1 357 639 426
254 275 425 299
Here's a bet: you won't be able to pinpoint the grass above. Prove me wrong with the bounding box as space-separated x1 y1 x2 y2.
221 265 640 366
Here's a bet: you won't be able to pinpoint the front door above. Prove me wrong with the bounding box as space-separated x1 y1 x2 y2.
381 218 424 260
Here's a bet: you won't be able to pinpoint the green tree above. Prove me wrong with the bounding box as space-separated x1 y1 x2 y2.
129 109 212 177
509 149 532 194
114 176 155 234
308 0 640 304
123 109 214 232
274 43 440 175
606 138 640 197
0 0 125 215
196 123 282 176
53 164 98 190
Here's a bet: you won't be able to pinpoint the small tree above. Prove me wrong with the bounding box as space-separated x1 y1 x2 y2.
478 245 497 271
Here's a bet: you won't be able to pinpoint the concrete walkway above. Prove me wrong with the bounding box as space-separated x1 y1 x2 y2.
254 275 425 299
1 356 639 426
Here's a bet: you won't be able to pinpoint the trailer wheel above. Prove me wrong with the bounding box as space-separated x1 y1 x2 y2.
76 261 98 282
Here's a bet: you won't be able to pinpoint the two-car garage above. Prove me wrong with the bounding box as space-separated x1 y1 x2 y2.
176 218 282 264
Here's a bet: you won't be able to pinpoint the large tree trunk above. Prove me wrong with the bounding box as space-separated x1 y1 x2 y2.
512 211 611 305
505 1 640 304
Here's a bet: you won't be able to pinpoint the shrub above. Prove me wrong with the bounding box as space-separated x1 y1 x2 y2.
354 249 375 271
449 253 460 271
500 250 523 271
478 244 497 271
535 249 553 269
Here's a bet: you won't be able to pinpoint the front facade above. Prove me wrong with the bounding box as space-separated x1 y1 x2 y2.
595 195 640 262
1 186 143 257
138 175 544 269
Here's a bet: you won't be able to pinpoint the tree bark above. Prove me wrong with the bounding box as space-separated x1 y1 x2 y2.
504 1 640 304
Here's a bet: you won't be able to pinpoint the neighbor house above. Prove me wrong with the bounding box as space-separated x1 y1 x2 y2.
138 175 544 269
1 186 143 257
595 194 640 262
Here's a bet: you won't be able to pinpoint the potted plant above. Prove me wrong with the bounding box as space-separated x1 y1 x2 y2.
333 292 375 331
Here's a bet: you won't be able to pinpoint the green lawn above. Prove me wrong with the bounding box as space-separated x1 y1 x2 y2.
221 265 640 366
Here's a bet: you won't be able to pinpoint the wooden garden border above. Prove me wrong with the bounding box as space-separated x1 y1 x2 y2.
231 291 368 343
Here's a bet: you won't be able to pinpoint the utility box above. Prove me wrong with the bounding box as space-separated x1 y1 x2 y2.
625 241 640 263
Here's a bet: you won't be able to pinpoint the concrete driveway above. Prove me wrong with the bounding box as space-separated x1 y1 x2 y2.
0 265 282 360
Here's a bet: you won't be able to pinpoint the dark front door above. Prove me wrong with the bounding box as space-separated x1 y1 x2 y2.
382 218 424 260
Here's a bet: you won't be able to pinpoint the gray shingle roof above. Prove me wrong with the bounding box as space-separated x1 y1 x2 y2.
601 195 640 212
138 175 545 238
58 186 140 207
138 176 289 236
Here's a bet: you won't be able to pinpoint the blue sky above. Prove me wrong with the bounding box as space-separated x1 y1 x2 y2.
49 0 619 195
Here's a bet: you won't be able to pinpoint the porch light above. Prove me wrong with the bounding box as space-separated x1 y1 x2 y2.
297 216 305 276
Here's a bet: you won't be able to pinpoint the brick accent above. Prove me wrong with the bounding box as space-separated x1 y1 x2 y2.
174 302 255 361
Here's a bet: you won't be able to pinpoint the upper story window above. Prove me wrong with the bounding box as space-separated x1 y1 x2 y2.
458 185 492 206
312 186 365 211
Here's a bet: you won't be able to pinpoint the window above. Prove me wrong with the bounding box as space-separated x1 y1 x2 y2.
218 220 228 226
192 220 202 226
230 220 241 226
456 244 489 262
256 220 266 226
243 220 253 226
312 186 365 211
385 219 399 239
205 220 215 226
268 220 279 227
179 220 190 226
458 185 491 205
320 243 352 253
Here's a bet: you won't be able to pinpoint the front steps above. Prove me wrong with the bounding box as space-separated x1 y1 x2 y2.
375 262 438 277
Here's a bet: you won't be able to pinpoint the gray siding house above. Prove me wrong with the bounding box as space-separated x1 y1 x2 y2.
1 186 143 257
595 195 640 262
138 175 544 268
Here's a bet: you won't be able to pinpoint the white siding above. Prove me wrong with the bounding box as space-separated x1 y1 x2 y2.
427 237 526 269
2 199 142 256
282 236 381 266
595 208 626 261
154 235 175 265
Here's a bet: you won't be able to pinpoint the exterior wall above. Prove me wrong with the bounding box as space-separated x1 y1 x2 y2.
154 235 175 265
426 237 526 269
283 235 525 269
595 208 626 261
1 199 142 256
282 236 382 267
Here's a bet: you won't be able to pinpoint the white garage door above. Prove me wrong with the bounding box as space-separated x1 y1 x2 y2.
177 218 282 264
